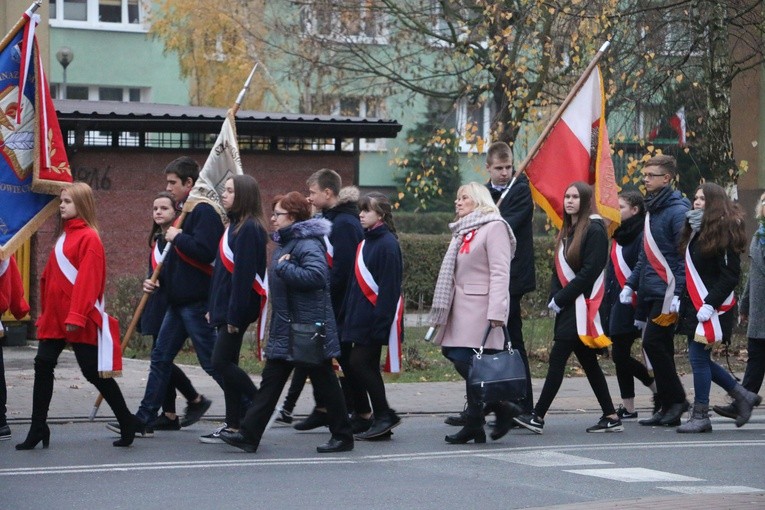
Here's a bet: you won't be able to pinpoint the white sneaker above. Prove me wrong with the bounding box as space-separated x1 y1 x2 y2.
199 423 229 444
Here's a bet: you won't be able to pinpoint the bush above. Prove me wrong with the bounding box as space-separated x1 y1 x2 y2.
106 274 152 352
399 233 450 310
395 212 454 234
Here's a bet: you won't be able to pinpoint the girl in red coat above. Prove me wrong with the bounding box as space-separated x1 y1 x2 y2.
1 254 31 441
16 182 135 450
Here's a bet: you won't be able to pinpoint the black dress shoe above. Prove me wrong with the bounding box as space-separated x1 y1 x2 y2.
638 410 665 426
220 430 258 453
445 426 486 444
316 437 354 453
355 410 401 440
293 410 329 431
659 401 689 426
350 415 374 434
490 402 522 441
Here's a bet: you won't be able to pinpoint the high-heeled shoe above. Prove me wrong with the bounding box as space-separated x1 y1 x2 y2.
445 426 486 444
113 416 136 447
16 424 50 450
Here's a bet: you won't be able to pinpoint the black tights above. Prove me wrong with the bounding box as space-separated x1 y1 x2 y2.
32 340 132 428
348 344 390 417
611 333 654 399
212 327 258 428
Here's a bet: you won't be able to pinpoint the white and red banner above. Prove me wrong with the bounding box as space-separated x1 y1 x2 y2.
555 239 611 348
648 107 686 146
219 226 268 359
354 240 403 373
525 66 619 230
684 238 735 344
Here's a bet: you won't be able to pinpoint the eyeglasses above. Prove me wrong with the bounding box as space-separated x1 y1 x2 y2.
271 211 289 217
642 172 668 179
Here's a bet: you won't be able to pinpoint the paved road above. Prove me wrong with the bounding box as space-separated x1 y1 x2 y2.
1 345 763 509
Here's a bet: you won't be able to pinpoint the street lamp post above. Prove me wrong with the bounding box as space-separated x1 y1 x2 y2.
55 47 74 100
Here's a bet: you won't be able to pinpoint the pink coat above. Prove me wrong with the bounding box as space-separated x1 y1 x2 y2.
434 220 514 349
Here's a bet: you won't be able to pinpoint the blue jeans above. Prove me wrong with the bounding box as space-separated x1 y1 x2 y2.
687 338 737 405
137 301 222 425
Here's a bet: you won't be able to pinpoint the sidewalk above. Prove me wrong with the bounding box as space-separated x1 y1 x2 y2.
2 344 734 422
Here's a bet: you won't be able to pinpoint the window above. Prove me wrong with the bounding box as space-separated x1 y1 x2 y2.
52 84 147 102
49 0 145 31
301 1 388 44
455 97 493 153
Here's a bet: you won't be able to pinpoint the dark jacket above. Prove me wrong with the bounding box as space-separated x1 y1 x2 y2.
163 201 225 305
341 224 403 346
550 217 609 341
139 237 168 337
207 217 268 330
603 213 644 338
678 235 740 342
626 186 689 301
264 218 340 361
322 199 364 324
487 174 536 296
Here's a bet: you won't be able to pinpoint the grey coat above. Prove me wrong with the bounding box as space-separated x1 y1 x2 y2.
264 218 340 361
741 234 765 339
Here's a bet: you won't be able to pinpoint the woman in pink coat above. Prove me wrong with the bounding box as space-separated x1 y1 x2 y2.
429 182 518 444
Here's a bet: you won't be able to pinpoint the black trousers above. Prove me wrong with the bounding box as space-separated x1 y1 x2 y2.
212 327 258 428
32 340 132 427
0 343 6 426
347 343 392 417
151 335 198 414
611 333 654 399
508 293 534 413
742 338 765 394
642 300 686 406
241 359 351 447
534 337 616 418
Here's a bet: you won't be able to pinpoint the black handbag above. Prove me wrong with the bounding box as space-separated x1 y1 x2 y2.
288 321 326 367
468 325 527 404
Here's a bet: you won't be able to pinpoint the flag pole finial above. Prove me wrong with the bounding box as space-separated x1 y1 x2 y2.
232 63 259 115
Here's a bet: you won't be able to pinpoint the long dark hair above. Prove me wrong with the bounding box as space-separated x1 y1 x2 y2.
359 192 397 237
556 181 594 271
148 191 177 247
229 174 267 233
680 182 746 256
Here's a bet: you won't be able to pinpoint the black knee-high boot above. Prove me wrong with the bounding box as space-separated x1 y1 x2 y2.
16 356 55 450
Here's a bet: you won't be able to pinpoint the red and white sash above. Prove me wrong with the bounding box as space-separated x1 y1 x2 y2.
555 243 611 348
354 240 404 373
610 241 637 307
323 235 334 268
150 240 166 271
684 236 735 344
54 234 121 377
219 227 269 358
643 213 677 323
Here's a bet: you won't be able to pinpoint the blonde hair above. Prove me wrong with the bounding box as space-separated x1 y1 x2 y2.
457 182 499 215
60 182 99 231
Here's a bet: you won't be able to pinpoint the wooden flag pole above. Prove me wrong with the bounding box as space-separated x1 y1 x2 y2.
0 2 42 49
498 41 611 204
89 63 259 420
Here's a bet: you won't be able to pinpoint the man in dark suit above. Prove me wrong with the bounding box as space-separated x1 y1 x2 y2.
486 142 536 415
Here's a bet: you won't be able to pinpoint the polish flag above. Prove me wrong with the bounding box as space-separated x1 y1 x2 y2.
525 66 620 229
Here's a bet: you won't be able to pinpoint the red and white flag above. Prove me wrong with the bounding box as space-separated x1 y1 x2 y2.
525 66 620 229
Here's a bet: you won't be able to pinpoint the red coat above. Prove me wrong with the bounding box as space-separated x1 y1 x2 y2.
36 218 106 344
0 255 30 319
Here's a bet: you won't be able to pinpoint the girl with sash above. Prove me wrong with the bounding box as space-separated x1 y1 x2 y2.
676 182 761 432
430 183 519 444
603 191 657 419
17 182 135 449
514 182 622 434
341 192 404 440
203 175 268 443
140 191 202 431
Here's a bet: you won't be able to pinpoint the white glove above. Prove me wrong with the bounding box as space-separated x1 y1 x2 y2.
669 296 681 314
619 287 634 305
548 298 561 314
696 303 715 322
634 320 646 331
